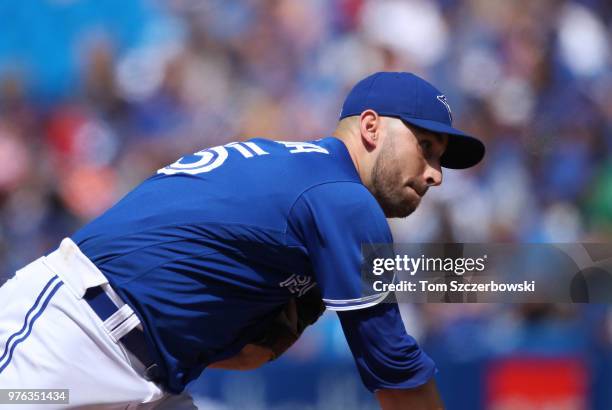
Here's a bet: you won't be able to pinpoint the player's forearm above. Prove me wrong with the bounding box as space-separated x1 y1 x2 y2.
375 379 444 410
208 344 274 371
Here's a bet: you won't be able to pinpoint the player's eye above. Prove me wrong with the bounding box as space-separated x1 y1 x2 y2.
419 140 432 154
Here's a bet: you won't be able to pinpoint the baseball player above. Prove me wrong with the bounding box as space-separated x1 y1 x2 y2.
0 72 484 409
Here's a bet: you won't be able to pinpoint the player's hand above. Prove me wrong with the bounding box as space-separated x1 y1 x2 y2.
208 344 275 371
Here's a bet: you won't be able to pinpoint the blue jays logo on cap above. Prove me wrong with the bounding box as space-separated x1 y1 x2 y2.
339 72 485 169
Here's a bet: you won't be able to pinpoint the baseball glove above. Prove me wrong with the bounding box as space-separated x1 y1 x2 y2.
253 286 326 361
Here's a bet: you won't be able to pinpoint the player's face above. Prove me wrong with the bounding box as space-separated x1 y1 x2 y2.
371 120 447 218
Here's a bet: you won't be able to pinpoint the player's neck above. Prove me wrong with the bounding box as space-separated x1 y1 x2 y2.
332 132 367 185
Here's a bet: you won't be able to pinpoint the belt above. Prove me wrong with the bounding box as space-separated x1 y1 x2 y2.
83 286 160 382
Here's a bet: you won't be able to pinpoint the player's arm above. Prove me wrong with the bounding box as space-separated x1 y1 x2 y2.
376 382 443 410
208 344 274 370
337 302 443 410
287 181 441 403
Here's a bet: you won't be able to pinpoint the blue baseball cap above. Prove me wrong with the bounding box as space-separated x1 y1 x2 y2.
340 72 485 169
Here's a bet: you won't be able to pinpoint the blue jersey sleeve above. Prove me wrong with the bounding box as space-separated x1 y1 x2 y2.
338 302 437 392
287 181 392 311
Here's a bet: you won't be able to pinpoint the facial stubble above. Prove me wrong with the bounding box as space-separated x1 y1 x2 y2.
370 135 419 218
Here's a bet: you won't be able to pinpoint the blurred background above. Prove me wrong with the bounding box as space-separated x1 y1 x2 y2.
0 0 610 408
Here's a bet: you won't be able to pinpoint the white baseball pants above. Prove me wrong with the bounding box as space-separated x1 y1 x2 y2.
0 238 195 409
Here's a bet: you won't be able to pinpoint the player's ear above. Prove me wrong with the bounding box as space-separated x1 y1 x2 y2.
360 110 381 150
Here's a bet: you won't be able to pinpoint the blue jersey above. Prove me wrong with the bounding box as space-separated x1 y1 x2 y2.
72 137 435 393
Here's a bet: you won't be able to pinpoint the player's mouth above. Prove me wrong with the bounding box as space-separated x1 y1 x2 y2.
407 184 427 198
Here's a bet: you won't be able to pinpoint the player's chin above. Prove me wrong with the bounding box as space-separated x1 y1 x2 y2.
383 194 421 218
402 197 421 217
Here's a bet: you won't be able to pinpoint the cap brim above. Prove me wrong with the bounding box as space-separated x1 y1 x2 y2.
400 117 485 169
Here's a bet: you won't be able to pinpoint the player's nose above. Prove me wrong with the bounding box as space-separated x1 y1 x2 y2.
424 162 443 187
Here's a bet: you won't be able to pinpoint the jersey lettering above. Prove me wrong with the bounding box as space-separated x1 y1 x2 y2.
157 142 269 175
276 141 330 154
158 140 328 176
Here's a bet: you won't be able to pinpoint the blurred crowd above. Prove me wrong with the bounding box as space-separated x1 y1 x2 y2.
0 0 611 407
